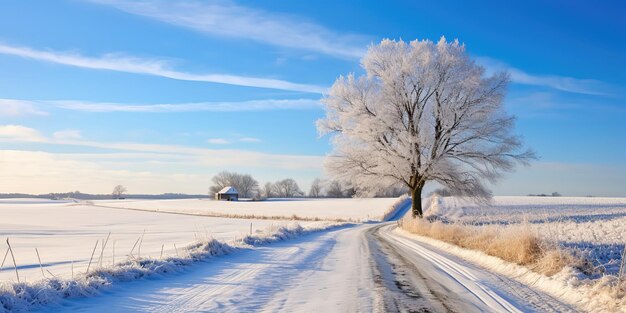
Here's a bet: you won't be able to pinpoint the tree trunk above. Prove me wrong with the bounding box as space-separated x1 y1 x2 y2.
411 185 423 218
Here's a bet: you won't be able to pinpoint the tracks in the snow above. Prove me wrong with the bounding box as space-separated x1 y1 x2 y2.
369 223 578 313
366 223 458 313
46 221 577 313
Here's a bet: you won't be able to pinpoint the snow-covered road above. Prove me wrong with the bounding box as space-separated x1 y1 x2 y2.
42 223 576 313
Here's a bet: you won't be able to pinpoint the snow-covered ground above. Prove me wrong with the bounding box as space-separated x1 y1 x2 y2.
43 222 576 313
92 197 401 221
0 199 326 283
427 196 626 276
4 196 624 312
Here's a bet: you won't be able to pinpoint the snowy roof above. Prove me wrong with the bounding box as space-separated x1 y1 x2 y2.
217 186 238 194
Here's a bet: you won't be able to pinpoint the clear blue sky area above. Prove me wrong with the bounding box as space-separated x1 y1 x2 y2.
0 0 624 196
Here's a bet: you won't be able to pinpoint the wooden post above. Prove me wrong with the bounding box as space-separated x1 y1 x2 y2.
86 240 99 274
128 236 141 260
98 232 111 268
6 238 19 283
35 248 45 278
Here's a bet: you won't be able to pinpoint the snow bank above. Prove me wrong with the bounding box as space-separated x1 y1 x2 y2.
381 195 411 221
395 228 625 312
0 222 344 313
407 195 626 311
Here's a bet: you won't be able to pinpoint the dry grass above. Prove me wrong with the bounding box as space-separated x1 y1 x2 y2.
400 217 579 276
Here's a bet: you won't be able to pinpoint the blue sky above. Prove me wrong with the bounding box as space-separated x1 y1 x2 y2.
0 0 624 196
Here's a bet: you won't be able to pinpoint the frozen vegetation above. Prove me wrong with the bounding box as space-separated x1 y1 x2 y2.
428 196 626 276
408 195 626 311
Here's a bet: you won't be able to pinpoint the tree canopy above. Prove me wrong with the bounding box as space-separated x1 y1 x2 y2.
318 37 534 217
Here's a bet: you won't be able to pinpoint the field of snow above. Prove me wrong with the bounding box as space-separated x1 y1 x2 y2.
91 197 401 221
427 196 626 275
0 199 327 283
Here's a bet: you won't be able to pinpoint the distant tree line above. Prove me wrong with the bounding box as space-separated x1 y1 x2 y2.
430 188 564 198
527 192 562 197
209 171 304 199
209 171 260 198
208 171 407 199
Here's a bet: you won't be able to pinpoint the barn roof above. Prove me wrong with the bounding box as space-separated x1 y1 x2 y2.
217 186 238 194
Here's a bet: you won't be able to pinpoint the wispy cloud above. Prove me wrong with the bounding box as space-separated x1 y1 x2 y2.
0 99 48 116
0 150 208 194
0 149 320 194
89 0 367 59
477 57 619 96
0 43 326 93
0 125 46 142
0 125 323 171
207 138 229 144
239 137 261 143
52 129 82 140
50 98 322 112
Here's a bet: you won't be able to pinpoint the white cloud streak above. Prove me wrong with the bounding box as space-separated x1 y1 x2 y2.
50 98 322 112
52 129 83 140
0 125 323 171
0 99 48 117
207 138 229 144
477 57 618 96
0 150 210 194
89 0 367 59
0 125 46 142
0 43 326 93
239 137 261 143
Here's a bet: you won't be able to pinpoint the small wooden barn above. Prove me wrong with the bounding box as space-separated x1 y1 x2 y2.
215 186 239 201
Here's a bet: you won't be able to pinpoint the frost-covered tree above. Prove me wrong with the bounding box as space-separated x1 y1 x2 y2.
209 171 259 198
262 182 274 199
325 180 344 198
272 178 304 198
308 178 324 198
318 38 534 217
112 185 127 199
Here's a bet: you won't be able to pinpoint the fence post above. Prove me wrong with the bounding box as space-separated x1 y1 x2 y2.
86 240 99 274
36 248 45 278
6 238 19 283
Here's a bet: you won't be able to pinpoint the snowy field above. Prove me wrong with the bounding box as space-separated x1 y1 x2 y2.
427 196 626 275
0 199 326 283
92 197 401 221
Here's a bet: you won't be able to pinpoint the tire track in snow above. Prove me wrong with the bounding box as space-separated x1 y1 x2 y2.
376 224 577 313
